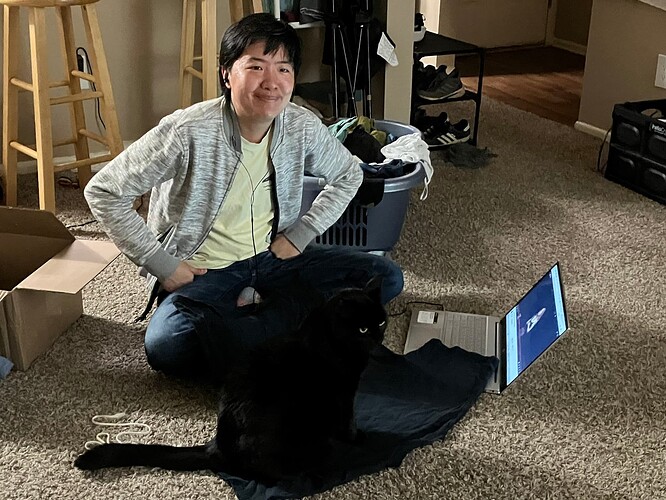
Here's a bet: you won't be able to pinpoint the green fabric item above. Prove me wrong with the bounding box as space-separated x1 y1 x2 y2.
328 116 388 145
329 117 359 142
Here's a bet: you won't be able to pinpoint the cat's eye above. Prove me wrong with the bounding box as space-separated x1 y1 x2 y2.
359 327 368 333
379 321 386 327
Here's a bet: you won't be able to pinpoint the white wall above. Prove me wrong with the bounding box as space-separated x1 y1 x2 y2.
578 0 666 131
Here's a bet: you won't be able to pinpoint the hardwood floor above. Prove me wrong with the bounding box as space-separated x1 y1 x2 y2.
455 46 586 127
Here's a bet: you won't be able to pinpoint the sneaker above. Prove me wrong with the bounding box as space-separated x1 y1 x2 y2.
417 67 466 101
414 12 425 31
414 13 426 42
428 119 471 146
412 61 437 92
413 111 450 143
410 107 427 127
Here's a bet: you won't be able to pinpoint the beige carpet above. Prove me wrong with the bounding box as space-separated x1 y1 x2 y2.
1 97 665 500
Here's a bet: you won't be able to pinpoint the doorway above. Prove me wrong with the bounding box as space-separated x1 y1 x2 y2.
455 47 586 127
417 0 593 127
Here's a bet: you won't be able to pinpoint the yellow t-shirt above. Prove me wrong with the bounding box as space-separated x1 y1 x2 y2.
188 132 274 269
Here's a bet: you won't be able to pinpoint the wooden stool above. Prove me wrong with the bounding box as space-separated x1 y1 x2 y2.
179 0 266 108
229 0 264 23
1 0 123 213
179 0 218 108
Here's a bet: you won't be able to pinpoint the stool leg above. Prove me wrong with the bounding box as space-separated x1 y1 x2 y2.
252 0 264 13
229 0 243 23
29 7 56 213
56 6 92 188
201 0 217 101
81 3 123 159
2 5 19 207
179 0 197 108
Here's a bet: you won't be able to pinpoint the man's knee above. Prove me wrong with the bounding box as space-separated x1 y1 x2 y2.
144 299 200 375
375 257 404 304
264 246 404 305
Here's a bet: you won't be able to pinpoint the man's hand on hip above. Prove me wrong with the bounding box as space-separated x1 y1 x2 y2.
163 262 207 292
270 234 301 259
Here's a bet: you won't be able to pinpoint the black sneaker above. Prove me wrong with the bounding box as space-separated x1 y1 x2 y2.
410 107 427 127
414 13 426 42
414 13 425 30
412 61 437 92
417 67 466 101
415 111 450 143
427 119 471 146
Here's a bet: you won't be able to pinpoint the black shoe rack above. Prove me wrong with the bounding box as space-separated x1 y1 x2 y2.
413 31 485 147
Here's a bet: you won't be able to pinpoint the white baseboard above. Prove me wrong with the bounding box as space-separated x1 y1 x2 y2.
551 37 587 56
574 121 611 141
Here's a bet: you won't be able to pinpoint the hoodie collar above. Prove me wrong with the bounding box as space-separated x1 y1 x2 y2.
221 96 285 155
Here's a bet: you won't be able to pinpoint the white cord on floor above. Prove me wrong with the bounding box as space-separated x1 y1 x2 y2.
83 413 152 450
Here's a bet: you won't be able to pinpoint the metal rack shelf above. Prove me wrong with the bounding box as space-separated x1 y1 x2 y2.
413 31 485 147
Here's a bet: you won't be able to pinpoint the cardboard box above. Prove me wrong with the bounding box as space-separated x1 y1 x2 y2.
0 206 120 370
0 291 10 362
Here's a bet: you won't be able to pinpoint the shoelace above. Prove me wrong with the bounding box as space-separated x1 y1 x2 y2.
83 413 152 450
424 124 438 137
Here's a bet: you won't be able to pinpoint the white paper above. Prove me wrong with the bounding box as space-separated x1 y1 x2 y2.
377 32 398 67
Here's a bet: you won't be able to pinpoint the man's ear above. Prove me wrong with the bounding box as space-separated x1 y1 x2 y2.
220 69 230 87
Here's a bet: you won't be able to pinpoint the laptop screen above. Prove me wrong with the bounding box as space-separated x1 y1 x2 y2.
504 263 568 386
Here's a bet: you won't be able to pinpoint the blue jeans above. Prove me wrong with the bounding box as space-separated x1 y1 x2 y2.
144 247 403 377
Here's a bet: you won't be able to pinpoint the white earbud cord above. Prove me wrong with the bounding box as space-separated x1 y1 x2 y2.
238 155 272 304
239 158 271 258
83 413 152 450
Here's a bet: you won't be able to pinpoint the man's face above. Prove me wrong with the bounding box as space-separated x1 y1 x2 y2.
224 42 295 130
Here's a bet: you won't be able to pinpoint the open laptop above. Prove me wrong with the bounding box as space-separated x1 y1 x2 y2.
403 263 569 394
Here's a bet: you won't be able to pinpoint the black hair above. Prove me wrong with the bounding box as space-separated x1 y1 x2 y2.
219 13 302 100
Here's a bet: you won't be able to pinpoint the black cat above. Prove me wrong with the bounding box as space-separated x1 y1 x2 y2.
74 277 388 484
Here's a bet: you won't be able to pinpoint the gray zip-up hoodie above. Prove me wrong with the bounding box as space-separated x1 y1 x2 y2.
84 96 362 285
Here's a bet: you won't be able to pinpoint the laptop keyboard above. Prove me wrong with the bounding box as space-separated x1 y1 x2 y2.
443 314 488 353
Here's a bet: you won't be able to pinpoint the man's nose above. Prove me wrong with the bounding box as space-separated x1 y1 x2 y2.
262 68 279 88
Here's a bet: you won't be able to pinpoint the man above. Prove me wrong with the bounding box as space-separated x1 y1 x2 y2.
84 13 403 378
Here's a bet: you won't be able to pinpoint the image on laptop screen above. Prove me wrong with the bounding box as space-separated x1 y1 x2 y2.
505 263 568 385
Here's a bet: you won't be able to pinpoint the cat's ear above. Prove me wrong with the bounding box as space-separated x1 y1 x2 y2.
363 275 383 303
